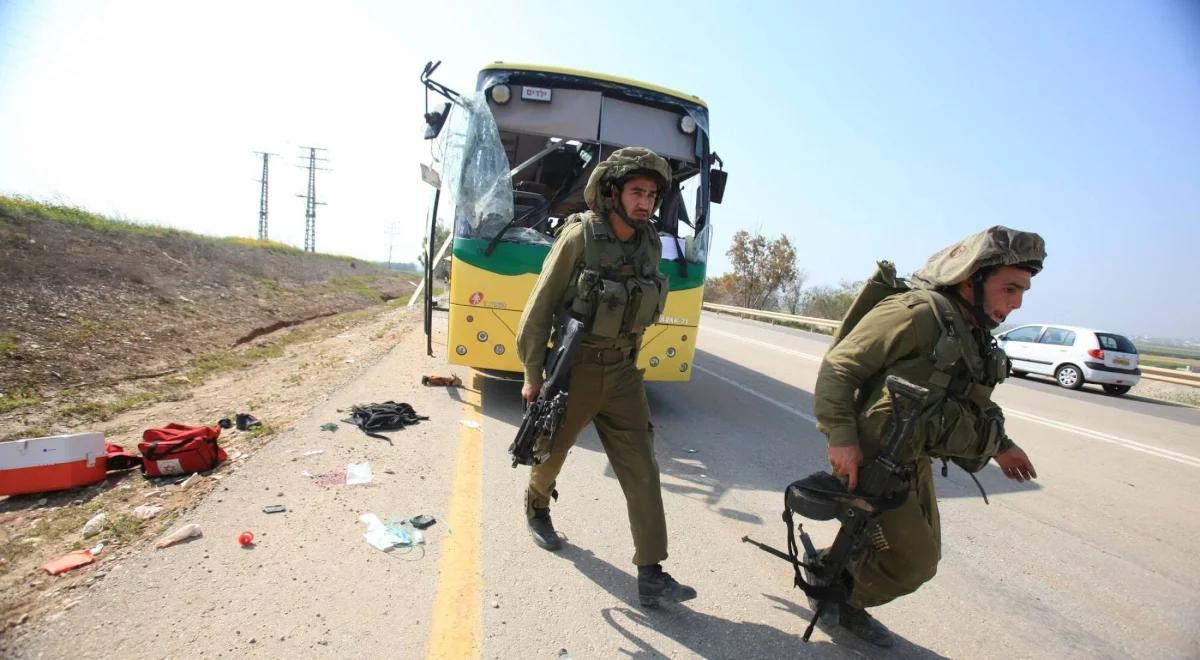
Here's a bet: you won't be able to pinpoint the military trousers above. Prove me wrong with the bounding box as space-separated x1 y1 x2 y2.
847 458 941 608
525 357 668 566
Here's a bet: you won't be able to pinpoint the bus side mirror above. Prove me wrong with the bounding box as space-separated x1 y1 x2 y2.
424 102 451 140
709 168 728 204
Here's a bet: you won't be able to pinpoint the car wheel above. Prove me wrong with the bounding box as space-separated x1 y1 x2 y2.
1055 364 1084 390
1102 384 1131 396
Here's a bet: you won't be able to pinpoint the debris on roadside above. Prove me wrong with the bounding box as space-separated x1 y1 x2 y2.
154 523 202 549
360 513 410 551
302 449 325 457
460 420 481 430
132 504 164 520
342 401 428 443
180 473 206 490
262 505 286 514
346 462 373 486
139 423 228 477
421 374 462 387
360 513 428 552
409 514 437 530
319 422 339 432
42 549 95 575
239 531 255 547
1 432 108 497
81 513 107 538
236 413 262 431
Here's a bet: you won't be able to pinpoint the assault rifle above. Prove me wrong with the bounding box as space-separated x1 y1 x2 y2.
743 375 930 641
508 314 584 468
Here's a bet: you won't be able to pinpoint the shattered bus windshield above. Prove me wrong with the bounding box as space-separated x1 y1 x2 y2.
437 88 712 262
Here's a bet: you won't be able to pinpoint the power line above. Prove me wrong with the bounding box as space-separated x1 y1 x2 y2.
254 151 278 240
295 146 329 252
385 221 402 269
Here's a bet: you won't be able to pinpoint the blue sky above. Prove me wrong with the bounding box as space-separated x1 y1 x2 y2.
1 0 1197 338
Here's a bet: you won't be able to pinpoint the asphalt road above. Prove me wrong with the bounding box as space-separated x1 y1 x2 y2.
475 312 1200 659
18 310 1197 659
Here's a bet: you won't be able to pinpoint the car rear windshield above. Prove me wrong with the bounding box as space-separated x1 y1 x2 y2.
1096 333 1138 354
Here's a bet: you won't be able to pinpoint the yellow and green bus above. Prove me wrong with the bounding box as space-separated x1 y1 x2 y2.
420 62 726 381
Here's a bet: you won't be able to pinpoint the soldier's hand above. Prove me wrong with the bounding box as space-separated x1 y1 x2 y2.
828 444 864 491
521 382 540 407
994 445 1037 482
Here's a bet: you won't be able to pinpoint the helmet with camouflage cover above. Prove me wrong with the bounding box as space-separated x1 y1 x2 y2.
910 225 1046 289
583 146 671 216
911 225 1046 330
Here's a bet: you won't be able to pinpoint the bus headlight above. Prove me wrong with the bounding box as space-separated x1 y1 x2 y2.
666 347 676 358
494 344 505 355
679 115 697 135
477 331 489 342
490 84 511 105
649 357 660 367
456 345 467 356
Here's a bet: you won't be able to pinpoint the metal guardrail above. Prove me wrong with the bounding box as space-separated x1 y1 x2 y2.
701 302 1199 389
701 302 841 330
1141 366 1200 385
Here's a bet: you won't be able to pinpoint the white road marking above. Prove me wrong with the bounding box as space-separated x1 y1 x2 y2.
701 324 1200 470
1005 409 1200 470
694 364 818 425
703 327 823 362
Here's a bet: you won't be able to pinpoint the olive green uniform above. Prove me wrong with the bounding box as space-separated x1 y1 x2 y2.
516 211 668 566
814 290 1014 608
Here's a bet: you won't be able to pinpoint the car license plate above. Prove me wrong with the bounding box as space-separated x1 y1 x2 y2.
1114 357 1130 366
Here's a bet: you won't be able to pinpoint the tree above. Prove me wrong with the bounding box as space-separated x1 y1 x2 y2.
779 268 809 314
725 230 799 310
799 280 861 321
703 273 740 305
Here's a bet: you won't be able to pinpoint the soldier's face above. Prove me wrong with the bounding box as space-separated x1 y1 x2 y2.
614 175 659 222
981 266 1032 324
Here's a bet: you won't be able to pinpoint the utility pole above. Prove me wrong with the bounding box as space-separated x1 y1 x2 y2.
295 146 329 252
385 221 401 269
254 151 277 240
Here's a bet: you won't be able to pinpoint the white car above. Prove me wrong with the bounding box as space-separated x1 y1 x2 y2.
996 324 1141 395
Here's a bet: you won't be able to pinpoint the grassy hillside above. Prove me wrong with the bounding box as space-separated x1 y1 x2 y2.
0 196 416 435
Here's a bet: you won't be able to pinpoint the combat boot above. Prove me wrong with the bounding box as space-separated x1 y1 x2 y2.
527 507 562 551
834 604 894 648
637 564 697 607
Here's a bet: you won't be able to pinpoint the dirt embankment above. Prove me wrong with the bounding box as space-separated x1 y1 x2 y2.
0 197 435 643
0 197 418 439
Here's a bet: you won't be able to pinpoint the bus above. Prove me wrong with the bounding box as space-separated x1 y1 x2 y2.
418 61 726 382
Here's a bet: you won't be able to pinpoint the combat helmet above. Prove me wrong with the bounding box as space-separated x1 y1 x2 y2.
583 147 671 217
910 225 1046 329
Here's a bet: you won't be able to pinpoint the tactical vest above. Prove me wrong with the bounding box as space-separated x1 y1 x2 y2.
837 264 1008 465
562 213 668 341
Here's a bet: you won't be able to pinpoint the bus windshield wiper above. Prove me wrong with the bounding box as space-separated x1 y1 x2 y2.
483 143 592 256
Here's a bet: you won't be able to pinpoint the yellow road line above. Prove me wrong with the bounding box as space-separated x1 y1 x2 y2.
426 373 484 659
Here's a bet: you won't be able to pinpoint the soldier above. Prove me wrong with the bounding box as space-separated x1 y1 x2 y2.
515 147 697 607
812 226 1045 646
